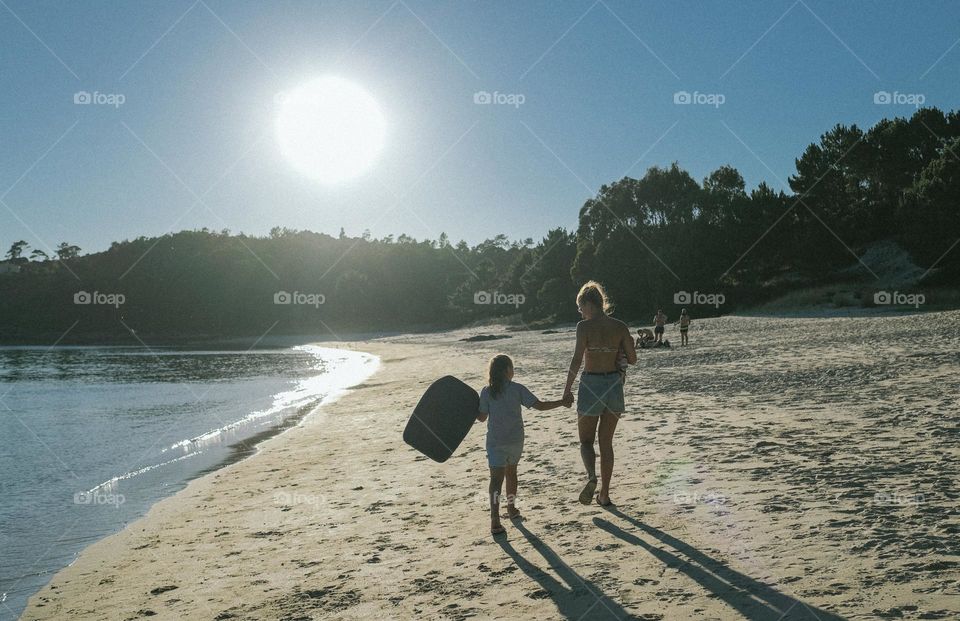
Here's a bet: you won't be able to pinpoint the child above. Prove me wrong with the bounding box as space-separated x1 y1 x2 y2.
476 354 569 535
678 308 690 346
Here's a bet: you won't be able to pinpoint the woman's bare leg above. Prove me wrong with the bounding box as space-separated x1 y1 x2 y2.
577 414 600 503
578 414 600 481
597 410 619 503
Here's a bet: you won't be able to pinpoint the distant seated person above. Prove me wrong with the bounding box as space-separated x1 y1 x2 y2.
635 328 654 349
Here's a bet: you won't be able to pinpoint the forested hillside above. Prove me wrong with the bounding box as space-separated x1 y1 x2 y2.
2 108 958 343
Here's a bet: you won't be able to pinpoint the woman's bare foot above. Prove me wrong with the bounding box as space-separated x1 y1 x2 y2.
596 493 613 507
579 478 597 505
491 522 506 534
506 506 523 520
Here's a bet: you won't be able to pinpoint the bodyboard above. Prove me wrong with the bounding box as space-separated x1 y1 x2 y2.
403 375 479 462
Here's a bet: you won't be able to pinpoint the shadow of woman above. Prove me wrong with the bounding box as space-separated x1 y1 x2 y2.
593 507 848 621
496 521 635 620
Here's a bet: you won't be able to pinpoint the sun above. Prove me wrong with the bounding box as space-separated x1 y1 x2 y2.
276 76 386 184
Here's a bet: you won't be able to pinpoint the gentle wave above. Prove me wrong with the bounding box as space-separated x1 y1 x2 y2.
95 345 379 491
88 452 202 493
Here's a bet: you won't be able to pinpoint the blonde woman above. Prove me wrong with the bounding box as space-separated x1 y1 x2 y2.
563 281 636 506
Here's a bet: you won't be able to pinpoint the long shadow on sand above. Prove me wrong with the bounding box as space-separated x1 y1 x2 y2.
594 507 848 621
496 521 634 620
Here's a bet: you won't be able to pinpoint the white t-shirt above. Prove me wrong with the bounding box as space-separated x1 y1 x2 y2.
479 381 537 447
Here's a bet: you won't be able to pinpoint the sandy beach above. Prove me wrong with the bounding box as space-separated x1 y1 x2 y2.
21 313 959 620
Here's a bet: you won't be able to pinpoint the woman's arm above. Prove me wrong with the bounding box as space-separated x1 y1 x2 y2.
564 322 586 397
622 324 637 365
476 411 487 422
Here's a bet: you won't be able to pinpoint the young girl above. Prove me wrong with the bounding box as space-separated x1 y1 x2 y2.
476 354 568 534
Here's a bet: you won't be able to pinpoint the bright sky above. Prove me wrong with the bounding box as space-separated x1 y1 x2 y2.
1 0 959 256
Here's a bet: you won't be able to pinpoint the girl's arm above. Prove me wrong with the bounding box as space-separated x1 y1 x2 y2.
476 411 488 422
532 398 566 411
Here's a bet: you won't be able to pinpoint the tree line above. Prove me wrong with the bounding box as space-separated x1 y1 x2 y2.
1 107 958 343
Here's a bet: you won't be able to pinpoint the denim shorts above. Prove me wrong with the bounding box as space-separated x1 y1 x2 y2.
487 441 523 467
577 372 625 416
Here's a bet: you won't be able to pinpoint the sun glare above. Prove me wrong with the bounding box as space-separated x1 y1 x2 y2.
276 76 386 184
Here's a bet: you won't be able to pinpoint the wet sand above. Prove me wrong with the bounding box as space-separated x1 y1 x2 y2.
21 313 960 620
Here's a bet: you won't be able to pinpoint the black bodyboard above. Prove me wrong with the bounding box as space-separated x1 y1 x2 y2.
403 375 479 462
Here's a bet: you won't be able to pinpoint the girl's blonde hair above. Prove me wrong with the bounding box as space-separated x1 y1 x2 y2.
487 354 513 398
576 280 613 315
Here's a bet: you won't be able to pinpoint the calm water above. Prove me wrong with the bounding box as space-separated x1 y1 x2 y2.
0 344 378 619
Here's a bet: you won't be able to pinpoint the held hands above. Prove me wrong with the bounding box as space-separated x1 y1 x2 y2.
562 391 574 408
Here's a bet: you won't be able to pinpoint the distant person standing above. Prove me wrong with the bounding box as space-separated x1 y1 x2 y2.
678 308 690 346
653 309 667 343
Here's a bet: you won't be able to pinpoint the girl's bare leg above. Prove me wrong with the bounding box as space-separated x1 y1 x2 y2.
489 467 506 532
505 464 520 517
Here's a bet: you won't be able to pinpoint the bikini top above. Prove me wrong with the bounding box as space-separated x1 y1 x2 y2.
586 345 620 353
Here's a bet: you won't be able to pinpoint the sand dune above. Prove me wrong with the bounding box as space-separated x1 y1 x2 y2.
21 313 959 620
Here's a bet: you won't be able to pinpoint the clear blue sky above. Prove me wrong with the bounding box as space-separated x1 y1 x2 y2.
1 0 958 256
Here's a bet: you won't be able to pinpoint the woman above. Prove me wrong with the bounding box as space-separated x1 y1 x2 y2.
563 281 637 506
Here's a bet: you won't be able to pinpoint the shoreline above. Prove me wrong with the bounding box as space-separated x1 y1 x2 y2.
20 337 418 621
2 303 953 348
8 344 378 620
20 319 959 620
